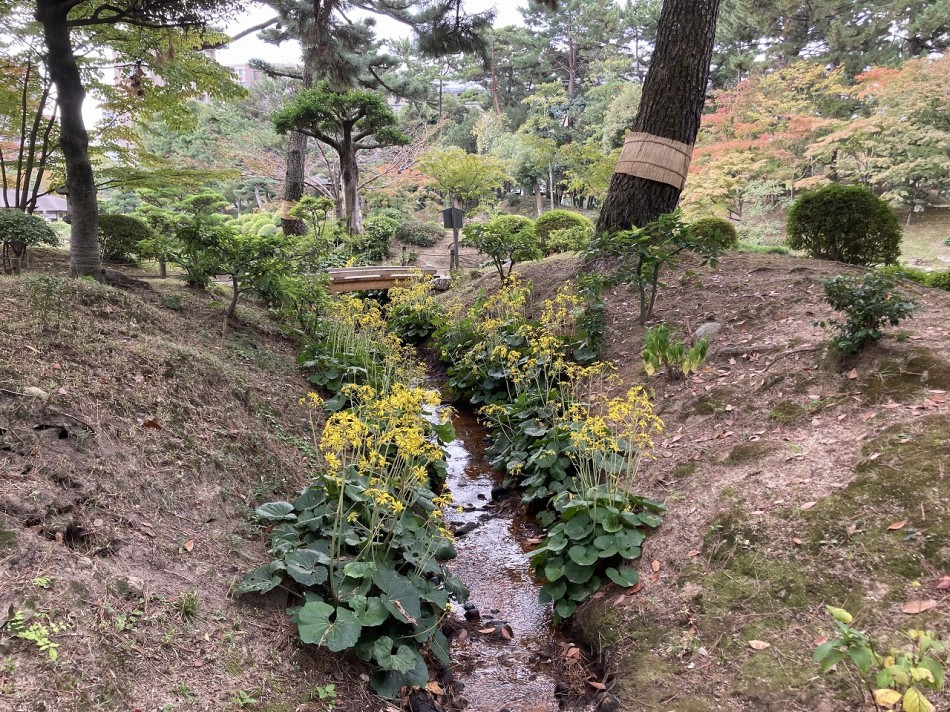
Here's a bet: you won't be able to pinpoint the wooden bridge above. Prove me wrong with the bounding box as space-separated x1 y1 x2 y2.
327 266 442 293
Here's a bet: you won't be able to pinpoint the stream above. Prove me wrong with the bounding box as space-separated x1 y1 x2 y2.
439 408 595 712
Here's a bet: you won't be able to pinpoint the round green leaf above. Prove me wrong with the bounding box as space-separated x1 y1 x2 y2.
544 557 565 582
564 559 595 584
285 550 329 587
297 601 362 652
255 501 296 521
605 565 640 588
568 545 599 566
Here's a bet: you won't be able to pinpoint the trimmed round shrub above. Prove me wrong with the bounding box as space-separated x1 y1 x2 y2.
0 208 59 273
0 208 58 248
534 210 594 255
688 216 738 250
98 213 153 263
545 226 591 254
395 221 444 248
786 184 901 265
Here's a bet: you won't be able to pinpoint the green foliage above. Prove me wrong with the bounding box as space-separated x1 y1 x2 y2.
878 264 950 293
291 197 336 241
461 214 541 281
418 147 509 204
819 272 919 354
385 275 443 343
544 226 591 254
2 610 63 661
641 324 709 379
787 184 902 266
688 216 739 251
394 221 443 248
530 489 663 623
585 211 722 324
534 210 594 255
238 383 464 698
0 209 58 249
813 606 945 712
0 209 59 273
97 213 154 263
349 215 396 262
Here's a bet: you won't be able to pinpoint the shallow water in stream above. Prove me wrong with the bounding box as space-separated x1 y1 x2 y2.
440 408 593 712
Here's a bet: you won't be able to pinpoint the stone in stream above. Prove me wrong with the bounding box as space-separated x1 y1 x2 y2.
489 485 508 501
453 522 478 537
597 693 622 712
464 607 480 622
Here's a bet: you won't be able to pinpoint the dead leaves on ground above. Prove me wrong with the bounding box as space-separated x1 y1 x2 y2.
901 600 938 615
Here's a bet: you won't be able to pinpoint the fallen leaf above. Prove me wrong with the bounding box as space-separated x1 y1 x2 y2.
687 550 701 557
887 519 908 530
565 646 581 659
697 646 709 657
183 539 195 552
425 681 444 695
936 577 950 590
57 387 68 396
142 418 162 429
193 659 203 668
846 524 858 537
748 640 770 650
902 600 938 615
800 501 817 511
867 452 881 461
847 368 858 380
587 681 607 690
792 538 804 545
813 635 830 646
500 624 513 640
629 582 643 595
456 629 468 643
478 627 495 635
651 560 661 572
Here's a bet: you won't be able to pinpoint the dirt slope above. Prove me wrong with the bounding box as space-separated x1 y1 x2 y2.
0 253 378 712
493 253 950 711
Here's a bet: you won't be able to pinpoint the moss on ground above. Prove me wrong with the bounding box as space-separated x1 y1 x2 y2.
681 387 735 420
803 414 950 579
0 522 14 553
768 400 807 425
722 440 774 465
853 349 950 403
672 460 699 478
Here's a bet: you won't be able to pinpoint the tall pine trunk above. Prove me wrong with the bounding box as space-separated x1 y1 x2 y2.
281 130 309 235
596 0 722 234
36 1 103 279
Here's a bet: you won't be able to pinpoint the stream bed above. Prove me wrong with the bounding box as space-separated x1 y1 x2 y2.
439 408 594 712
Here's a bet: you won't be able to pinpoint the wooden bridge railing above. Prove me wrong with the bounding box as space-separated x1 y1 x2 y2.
326 266 440 293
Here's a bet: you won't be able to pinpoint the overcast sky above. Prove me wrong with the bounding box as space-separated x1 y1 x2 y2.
214 1 528 66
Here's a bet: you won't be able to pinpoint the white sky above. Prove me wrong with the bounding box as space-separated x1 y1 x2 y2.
214 0 527 66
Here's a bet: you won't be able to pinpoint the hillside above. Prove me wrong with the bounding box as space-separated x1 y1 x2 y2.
458 252 950 711
2 247 949 712
0 252 376 712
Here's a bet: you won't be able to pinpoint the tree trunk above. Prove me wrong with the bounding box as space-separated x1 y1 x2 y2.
36 1 103 279
340 135 361 234
281 129 309 236
535 184 543 216
596 0 723 234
